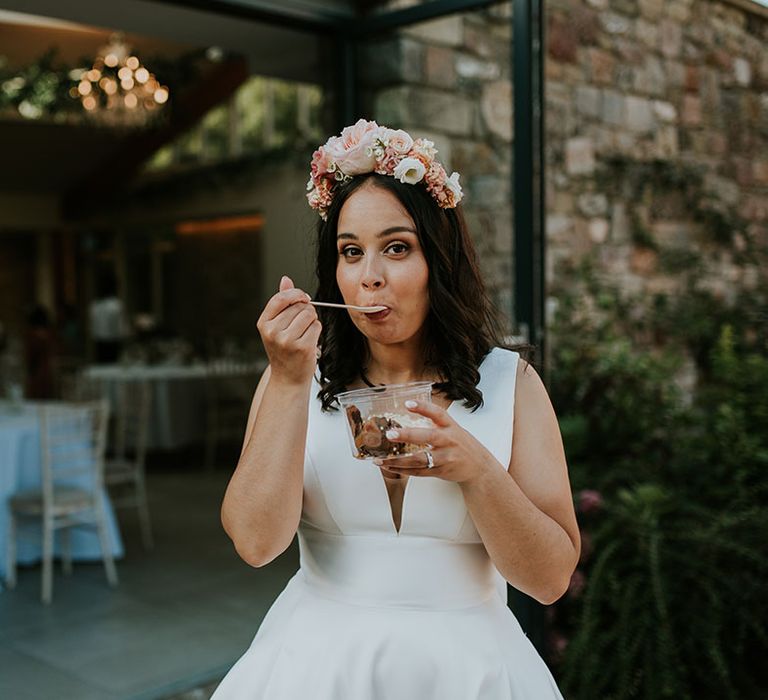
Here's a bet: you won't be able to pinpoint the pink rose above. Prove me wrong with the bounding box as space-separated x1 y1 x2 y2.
310 146 332 181
324 119 379 176
577 489 603 515
380 128 413 155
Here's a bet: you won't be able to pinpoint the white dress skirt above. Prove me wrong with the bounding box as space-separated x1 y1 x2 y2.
212 348 564 699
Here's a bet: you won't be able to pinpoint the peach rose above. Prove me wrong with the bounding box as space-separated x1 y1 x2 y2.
323 119 379 176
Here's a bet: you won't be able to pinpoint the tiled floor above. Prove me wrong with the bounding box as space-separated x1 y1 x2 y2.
0 462 299 700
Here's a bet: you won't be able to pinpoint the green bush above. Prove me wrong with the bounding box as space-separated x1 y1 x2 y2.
548 280 768 699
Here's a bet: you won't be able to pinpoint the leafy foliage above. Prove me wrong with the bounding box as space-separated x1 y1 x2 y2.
548 269 768 699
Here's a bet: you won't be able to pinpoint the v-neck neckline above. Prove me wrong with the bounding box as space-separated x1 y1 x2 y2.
379 399 459 536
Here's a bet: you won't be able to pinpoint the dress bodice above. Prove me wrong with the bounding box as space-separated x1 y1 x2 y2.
298 347 521 609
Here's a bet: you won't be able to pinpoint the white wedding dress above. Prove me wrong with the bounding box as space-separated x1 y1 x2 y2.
212 348 564 699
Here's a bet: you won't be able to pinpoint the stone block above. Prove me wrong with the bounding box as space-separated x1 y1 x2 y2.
635 19 659 50
573 7 601 45
654 125 679 158
612 0 639 16
638 0 663 20
424 46 456 89
374 86 411 126
589 218 610 243
548 14 579 63
586 0 608 8
601 89 626 125
667 1 692 22
610 202 631 242
575 86 601 118
565 137 596 176
418 89 474 136
577 192 609 217
405 15 463 47
660 20 683 59
601 12 632 35
415 130 454 171
630 247 659 275
653 221 698 248
734 58 752 87
684 65 699 93
588 48 616 84
469 175 509 207
481 81 513 141
681 95 702 126
547 213 574 240
359 37 424 86
753 160 768 185
653 100 677 123
456 55 501 81
664 60 686 88
626 96 655 132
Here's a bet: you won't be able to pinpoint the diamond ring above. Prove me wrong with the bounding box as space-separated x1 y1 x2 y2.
425 450 435 469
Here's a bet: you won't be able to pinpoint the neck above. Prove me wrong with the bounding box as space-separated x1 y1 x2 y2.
363 336 435 385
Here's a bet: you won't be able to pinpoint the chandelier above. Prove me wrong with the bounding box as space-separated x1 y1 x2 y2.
71 34 169 127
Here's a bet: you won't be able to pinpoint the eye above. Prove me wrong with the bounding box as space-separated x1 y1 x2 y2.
385 242 409 255
340 245 362 259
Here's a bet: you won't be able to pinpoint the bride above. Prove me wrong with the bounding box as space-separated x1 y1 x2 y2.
213 119 579 699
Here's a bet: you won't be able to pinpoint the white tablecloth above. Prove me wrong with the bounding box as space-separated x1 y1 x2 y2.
82 361 266 450
0 402 124 582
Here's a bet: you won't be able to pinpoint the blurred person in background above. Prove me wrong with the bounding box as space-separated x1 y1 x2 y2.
89 271 128 364
24 304 56 399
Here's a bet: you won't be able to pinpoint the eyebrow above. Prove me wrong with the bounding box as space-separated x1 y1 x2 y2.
337 226 417 240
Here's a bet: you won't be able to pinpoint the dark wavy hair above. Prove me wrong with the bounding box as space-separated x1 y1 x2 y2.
314 173 526 412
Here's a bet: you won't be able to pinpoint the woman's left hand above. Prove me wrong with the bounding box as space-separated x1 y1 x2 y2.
373 400 499 483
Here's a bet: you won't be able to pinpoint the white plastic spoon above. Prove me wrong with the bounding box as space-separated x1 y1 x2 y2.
309 301 387 313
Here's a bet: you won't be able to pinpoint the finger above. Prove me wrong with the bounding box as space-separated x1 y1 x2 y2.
279 274 294 292
280 307 318 340
383 466 440 478
404 399 453 428
384 426 438 447
298 318 322 343
261 289 312 325
265 302 309 335
375 449 443 470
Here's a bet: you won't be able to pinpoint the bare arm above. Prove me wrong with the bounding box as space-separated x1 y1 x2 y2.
377 357 580 604
220 276 321 567
459 360 580 604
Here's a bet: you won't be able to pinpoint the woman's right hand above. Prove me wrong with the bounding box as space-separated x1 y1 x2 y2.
256 275 321 386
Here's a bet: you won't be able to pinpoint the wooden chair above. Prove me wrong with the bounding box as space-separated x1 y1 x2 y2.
5 399 118 604
104 380 153 550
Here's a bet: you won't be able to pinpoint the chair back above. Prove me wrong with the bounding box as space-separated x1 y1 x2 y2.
38 399 110 504
113 380 150 467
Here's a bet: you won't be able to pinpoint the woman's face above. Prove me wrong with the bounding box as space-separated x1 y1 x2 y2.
335 183 430 347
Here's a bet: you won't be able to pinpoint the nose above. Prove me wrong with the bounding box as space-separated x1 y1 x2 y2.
360 258 384 290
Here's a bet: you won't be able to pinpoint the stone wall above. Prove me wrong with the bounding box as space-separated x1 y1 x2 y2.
359 5 517 327
546 0 768 307
359 0 768 337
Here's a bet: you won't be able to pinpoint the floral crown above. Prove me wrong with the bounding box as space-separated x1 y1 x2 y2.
306 118 463 220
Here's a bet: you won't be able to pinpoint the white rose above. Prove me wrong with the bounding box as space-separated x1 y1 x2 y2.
445 171 463 200
393 157 427 185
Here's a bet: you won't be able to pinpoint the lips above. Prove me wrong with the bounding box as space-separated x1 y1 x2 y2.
366 307 391 321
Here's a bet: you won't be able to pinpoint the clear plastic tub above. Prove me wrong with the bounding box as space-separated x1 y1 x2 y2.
336 381 434 460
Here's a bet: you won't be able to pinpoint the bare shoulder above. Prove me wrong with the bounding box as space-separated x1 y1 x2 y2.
509 354 580 550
